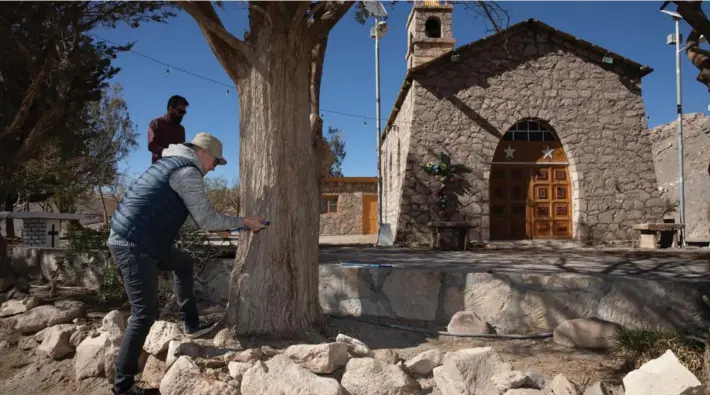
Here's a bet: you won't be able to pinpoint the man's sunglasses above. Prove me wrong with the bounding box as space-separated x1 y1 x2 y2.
174 108 187 115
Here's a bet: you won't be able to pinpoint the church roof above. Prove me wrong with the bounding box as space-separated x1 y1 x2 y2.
383 18 653 137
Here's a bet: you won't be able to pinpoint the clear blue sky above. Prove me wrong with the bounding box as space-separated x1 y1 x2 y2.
92 1 710 183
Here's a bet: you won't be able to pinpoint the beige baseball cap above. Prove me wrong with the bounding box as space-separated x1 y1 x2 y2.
190 133 227 165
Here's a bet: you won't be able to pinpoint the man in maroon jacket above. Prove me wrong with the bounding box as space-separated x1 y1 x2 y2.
148 95 189 163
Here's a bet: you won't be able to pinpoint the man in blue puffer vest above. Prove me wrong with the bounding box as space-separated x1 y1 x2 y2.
107 132 266 395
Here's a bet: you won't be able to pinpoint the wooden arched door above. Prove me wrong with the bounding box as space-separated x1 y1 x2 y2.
489 120 572 240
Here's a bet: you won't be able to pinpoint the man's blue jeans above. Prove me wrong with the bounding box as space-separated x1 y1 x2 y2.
108 245 199 393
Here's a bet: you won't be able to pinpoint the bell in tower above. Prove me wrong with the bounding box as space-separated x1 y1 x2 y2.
405 0 456 69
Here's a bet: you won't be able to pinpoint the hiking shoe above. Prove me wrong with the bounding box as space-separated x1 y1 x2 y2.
111 385 160 395
184 318 220 338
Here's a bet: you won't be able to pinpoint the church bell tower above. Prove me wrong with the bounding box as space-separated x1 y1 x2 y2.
405 0 456 69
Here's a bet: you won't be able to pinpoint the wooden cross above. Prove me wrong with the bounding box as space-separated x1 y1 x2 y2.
47 224 59 248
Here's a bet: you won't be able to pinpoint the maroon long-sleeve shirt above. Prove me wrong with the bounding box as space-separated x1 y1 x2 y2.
147 114 186 163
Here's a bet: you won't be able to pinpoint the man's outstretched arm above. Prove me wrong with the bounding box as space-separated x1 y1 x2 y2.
169 167 245 231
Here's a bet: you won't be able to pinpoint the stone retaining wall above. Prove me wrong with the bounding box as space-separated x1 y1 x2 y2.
319 265 709 334
11 249 708 334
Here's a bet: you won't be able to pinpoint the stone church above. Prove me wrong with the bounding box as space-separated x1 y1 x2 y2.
380 2 665 245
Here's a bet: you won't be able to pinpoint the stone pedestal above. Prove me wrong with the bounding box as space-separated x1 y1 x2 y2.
633 223 684 249
427 221 475 250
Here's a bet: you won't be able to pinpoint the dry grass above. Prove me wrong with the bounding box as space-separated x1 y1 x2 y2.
613 328 705 376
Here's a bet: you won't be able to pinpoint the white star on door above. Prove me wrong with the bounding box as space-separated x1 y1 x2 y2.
542 146 554 159
504 145 515 159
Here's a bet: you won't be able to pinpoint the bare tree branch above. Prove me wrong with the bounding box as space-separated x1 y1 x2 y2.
459 1 510 34
674 1 710 91
180 1 246 53
178 0 251 82
308 1 354 43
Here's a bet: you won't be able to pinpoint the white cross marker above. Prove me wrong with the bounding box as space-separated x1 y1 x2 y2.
504 145 515 159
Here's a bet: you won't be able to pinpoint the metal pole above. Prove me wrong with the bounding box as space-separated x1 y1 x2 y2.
674 18 687 247
375 19 383 242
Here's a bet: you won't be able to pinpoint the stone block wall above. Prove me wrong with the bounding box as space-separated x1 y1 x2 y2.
319 180 377 236
384 27 663 246
406 4 455 69
381 91 415 237
22 219 47 248
318 265 709 334
649 113 710 241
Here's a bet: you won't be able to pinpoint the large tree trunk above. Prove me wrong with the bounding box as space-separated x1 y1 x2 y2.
225 20 323 337
98 187 109 226
4 195 16 239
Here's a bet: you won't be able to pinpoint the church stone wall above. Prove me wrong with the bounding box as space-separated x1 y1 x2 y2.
385 28 663 246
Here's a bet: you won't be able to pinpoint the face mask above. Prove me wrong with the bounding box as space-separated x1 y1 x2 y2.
170 113 184 124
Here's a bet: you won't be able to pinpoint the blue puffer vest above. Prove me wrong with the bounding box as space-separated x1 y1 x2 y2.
110 156 197 259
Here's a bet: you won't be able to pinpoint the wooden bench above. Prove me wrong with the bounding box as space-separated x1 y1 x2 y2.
632 223 684 249
427 221 477 250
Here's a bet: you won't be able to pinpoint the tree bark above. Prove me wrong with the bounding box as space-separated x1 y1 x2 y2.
4 196 16 239
98 187 109 226
674 1 710 91
224 19 323 337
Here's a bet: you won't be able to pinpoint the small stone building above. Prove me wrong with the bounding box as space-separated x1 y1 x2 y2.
381 2 664 246
650 113 710 242
320 177 379 236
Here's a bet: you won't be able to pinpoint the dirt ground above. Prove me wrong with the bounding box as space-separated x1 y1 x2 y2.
0 287 629 395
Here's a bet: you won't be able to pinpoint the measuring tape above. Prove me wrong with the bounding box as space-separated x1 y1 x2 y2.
229 220 270 232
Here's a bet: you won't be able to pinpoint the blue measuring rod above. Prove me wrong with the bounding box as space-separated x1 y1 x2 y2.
229 220 270 232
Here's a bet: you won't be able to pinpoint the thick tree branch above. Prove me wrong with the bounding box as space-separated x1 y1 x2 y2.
180 1 245 53
308 1 354 43
674 1 710 91
179 1 252 81
291 1 311 31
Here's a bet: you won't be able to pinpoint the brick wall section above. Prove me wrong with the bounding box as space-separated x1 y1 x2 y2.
22 218 47 247
382 26 663 246
320 180 377 236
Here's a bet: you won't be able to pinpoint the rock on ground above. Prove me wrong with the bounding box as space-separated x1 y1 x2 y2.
447 311 494 334
504 390 543 395
213 327 241 348
75 332 111 380
546 374 580 395
160 356 239 395
36 324 76 359
143 321 183 355
0 297 39 317
341 357 421 395
12 302 84 334
240 354 344 395
228 361 252 381
101 310 126 345
374 349 400 365
140 354 167 388
283 342 350 374
582 381 622 395
336 333 373 357
623 349 702 395
553 318 621 350
166 339 232 368
433 347 512 395
405 349 444 376
492 371 529 392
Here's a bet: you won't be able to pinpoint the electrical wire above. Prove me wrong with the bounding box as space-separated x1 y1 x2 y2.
90 34 385 122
